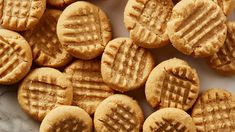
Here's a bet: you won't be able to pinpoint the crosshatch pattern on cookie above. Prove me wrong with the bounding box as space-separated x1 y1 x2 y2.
208 22 235 73
25 10 70 67
0 36 27 80
170 0 226 56
30 13 62 61
102 39 150 89
172 0 234 15
156 66 198 110
192 90 235 131
0 0 44 30
126 0 173 47
60 5 111 53
65 60 113 114
21 75 68 119
149 118 187 132
98 103 140 131
51 118 88 131
214 35 235 66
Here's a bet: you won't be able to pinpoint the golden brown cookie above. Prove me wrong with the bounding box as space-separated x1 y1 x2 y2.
208 21 235 75
213 0 235 15
191 88 235 132
47 0 76 7
0 29 32 85
94 94 144 132
64 59 114 115
18 68 73 121
40 106 93 132
173 0 235 15
167 0 227 57
0 0 46 31
145 58 199 111
23 9 72 68
124 0 173 48
57 1 112 60
101 37 155 92
143 108 196 132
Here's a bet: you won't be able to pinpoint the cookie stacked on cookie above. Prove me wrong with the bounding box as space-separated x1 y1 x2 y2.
0 0 234 132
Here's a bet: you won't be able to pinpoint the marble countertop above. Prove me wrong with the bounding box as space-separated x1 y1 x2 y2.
0 0 235 132
0 86 39 132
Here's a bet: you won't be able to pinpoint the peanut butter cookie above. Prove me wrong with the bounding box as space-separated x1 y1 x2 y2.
40 106 92 132
0 0 46 31
0 29 32 85
143 108 196 132
145 58 200 111
167 0 227 57
94 94 144 132
101 37 155 92
208 21 235 75
124 0 173 48
23 9 72 68
18 68 73 121
191 88 235 132
57 1 112 60
64 59 114 115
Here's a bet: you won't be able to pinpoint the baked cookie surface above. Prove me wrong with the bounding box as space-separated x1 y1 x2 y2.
18 68 73 121
145 58 199 111
0 0 46 31
124 0 173 48
40 106 92 132
208 21 235 75
143 108 196 132
212 0 235 15
191 88 235 132
0 29 32 85
173 0 235 15
57 1 112 60
64 59 114 115
94 94 144 132
167 0 227 57
24 9 72 68
101 37 155 92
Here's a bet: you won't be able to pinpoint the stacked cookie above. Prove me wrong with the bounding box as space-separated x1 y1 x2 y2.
0 0 234 132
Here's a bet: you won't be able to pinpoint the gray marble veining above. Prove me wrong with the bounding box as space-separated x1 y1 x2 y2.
0 86 39 132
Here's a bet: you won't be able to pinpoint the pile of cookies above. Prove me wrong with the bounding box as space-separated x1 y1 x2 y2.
0 0 234 131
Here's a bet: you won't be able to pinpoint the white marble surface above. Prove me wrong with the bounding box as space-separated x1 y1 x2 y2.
0 0 235 131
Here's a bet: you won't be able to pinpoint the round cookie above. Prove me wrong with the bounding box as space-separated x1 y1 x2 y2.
0 0 46 31
101 37 155 92
167 0 227 57
208 21 235 75
0 29 32 85
64 59 114 115
40 106 92 132
143 108 196 132
94 94 144 132
47 0 76 7
124 0 173 48
23 9 72 68
57 1 112 60
18 68 73 121
191 88 235 132
145 58 199 111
